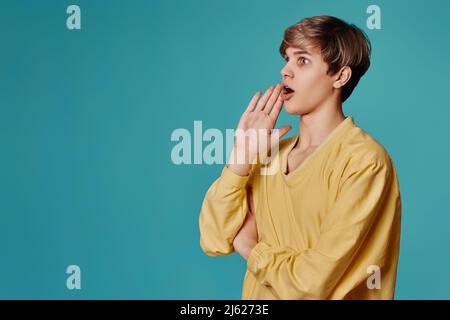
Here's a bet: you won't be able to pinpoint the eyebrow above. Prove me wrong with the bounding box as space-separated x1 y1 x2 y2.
293 50 311 56
294 50 311 55
284 49 312 60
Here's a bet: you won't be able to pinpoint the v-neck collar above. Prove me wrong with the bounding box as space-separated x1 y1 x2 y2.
281 116 355 185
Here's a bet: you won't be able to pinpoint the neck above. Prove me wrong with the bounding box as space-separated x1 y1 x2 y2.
295 98 346 152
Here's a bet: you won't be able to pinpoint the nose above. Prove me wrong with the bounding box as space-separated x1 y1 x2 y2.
280 63 293 79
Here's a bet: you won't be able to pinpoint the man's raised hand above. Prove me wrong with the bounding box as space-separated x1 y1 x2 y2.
227 84 292 176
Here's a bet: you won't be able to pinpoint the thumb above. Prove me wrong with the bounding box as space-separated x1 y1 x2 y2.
271 125 292 141
277 125 292 138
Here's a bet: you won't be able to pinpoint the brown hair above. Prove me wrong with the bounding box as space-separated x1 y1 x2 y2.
279 15 371 102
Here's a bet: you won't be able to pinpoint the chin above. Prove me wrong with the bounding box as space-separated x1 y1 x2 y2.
283 99 307 115
283 103 294 114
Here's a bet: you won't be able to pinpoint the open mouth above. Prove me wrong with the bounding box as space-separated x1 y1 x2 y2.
282 85 295 100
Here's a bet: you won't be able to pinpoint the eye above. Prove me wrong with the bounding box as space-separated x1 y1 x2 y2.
298 57 310 65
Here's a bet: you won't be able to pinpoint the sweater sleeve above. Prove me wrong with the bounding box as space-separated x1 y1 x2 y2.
246 157 396 299
199 164 256 256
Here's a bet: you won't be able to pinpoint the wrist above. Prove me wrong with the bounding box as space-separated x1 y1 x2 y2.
226 145 253 176
226 163 251 177
243 240 258 260
234 238 257 260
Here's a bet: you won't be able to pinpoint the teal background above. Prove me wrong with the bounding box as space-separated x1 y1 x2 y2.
1 0 449 299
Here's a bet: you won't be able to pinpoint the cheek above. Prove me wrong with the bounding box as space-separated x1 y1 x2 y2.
296 69 331 97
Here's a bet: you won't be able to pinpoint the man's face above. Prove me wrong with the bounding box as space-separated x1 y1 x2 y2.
281 46 336 115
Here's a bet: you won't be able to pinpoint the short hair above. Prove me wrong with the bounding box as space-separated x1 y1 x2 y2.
279 15 371 102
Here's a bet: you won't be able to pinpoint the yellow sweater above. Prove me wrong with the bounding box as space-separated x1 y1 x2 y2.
199 116 402 299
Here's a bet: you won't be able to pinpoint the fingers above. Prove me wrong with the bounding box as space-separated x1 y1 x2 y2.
262 84 282 114
245 91 261 113
246 84 282 115
269 92 283 123
254 86 274 111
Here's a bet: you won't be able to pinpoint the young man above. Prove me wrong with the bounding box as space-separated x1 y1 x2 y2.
199 16 401 299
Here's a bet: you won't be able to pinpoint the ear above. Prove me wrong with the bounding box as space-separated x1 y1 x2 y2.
332 66 352 89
